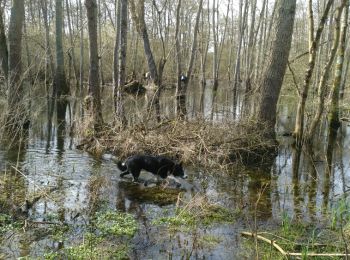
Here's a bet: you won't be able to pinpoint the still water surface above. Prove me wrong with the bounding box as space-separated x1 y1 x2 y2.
0 82 349 258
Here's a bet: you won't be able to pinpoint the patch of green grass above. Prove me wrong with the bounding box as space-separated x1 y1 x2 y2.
95 210 138 237
49 225 70 242
153 196 235 231
45 232 130 260
198 234 223 248
43 210 137 259
0 213 22 234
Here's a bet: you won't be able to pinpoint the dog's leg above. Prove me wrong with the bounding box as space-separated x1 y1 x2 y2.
132 170 141 183
120 171 130 177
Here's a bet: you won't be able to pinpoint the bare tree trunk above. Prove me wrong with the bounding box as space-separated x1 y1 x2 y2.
55 0 69 98
113 0 121 115
233 0 248 117
130 0 160 121
328 0 348 130
98 0 105 86
6 0 26 134
212 0 218 90
293 0 333 146
254 0 268 83
256 0 296 138
175 0 182 116
40 0 55 81
65 0 79 87
85 0 104 129
245 0 257 91
340 44 350 99
177 0 203 118
306 2 344 143
79 0 84 99
200 0 210 87
0 3 8 81
115 0 127 124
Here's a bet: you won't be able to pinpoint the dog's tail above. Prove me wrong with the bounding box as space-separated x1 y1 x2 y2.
117 161 127 171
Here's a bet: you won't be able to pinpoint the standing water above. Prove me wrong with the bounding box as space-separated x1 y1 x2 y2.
0 82 349 259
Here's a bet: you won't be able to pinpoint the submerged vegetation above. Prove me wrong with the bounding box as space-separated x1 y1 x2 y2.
0 0 350 257
154 194 236 231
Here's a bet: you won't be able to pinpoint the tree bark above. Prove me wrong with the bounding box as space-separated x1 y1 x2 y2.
306 2 344 143
328 0 348 130
176 0 203 119
6 0 26 134
130 0 160 121
175 0 182 116
256 0 297 138
113 0 121 115
116 0 127 124
293 0 333 146
40 0 55 81
0 4 8 81
55 0 69 98
85 0 104 129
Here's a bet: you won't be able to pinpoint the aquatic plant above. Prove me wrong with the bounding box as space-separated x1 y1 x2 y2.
95 210 138 237
154 194 235 231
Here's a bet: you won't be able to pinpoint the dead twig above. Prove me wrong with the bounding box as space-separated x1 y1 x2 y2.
241 231 350 258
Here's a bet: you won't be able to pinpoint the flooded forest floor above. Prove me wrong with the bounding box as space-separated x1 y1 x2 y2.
1 85 350 259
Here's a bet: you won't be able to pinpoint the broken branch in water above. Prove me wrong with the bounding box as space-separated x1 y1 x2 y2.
241 231 350 257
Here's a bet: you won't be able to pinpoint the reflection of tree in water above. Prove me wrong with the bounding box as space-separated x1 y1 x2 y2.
323 125 339 214
56 99 68 159
247 169 272 220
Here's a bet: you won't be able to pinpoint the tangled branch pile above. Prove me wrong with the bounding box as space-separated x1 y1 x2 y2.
78 119 277 171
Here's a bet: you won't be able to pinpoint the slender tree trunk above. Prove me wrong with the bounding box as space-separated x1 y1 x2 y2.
177 0 203 118
113 0 121 115
233 0 248 117
175 0 182 116
65 0 79 87
256 0 296 138
340 44 350 99
245 0 257 90
55 0 69 98
200 0 210 88
212 0 218 90
85 0 104 129
79 0 84 99
328 0 348 130
41 0 55 81
293 0 333 146
0 4 8 81
98 0 105 86
130 0 160 121
254 0 267 83
306 3 344 143
115 0 127 124
6 0 26 134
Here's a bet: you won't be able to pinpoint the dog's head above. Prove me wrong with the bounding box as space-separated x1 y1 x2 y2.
172 162 187 179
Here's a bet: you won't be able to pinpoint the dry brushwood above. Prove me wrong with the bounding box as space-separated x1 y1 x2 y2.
77 120 277 170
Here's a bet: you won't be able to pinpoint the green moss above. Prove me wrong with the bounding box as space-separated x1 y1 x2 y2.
95 210 138 237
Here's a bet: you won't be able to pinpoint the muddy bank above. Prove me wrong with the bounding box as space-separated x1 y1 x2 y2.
77 119 277 171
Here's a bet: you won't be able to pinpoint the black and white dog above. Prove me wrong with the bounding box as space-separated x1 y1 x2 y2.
117 155 187 185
